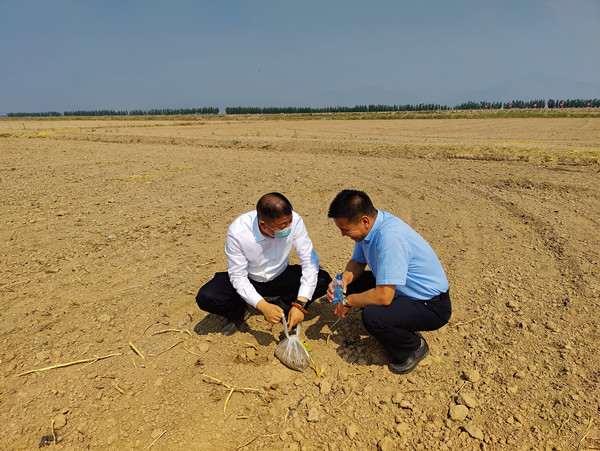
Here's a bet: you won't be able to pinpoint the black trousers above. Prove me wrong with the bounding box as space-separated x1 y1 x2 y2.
196 265 332 320
347 271 452 363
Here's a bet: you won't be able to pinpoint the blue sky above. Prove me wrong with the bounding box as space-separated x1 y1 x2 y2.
1 0 599 114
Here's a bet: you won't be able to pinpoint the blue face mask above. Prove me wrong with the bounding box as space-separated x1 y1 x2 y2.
273 226 291 238
266 223 292 238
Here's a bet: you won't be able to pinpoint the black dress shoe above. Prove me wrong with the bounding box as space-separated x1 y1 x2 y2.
388 338 430 374
221 317 244 336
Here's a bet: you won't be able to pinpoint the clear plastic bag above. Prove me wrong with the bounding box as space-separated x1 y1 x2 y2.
274 316 311 372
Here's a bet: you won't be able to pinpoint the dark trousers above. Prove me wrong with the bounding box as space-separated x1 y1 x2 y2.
347 271 452 363
196 265 332 320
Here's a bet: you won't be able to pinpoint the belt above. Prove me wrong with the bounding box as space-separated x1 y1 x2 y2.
429 290 450 302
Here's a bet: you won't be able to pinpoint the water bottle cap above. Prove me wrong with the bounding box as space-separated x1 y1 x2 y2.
336 273 343 280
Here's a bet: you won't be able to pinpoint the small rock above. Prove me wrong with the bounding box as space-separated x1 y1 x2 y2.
53 414 67 430
391 392 404 404
395 422 410 434
378 436 396 451
465 369 481 383
307 407 320 422
514 370 526 379
399 400 413 410
246 348 256 361
151 428 163 439
154 377 163 387
464 422 484 441
98 314 111 322
197 343 209 353
506 300 519 310
107 433 118 445
346 423 358 439
320 380 331 395
545 320 559 332
458 392 479 409
36 351 51 362
449 404 469 421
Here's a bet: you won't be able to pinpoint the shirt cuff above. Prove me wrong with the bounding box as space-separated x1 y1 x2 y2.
246 292 264 309
297 285 315 302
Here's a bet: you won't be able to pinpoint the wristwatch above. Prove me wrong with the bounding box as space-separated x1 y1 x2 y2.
295 299 307 309
342 297 350 308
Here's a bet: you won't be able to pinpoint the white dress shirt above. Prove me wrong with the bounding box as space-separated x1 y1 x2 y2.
225 210 320 308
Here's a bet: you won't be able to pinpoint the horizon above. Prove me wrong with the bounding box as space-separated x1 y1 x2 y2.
3 96 599 117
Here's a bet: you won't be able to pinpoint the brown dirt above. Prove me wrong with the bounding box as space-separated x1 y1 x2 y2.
1 115 599 450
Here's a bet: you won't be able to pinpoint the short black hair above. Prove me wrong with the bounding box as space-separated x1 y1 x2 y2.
256 192 293 222
328 190 377 223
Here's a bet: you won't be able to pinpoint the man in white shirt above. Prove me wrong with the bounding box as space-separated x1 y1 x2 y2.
196 192 331 336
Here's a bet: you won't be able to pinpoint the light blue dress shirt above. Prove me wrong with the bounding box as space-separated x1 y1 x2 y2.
351 210 449 300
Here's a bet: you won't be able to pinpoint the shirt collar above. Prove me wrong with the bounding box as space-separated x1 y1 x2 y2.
363 210 382 243
253 214 266 242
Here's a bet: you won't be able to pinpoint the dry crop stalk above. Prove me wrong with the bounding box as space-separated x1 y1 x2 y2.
129 342 146 359
136 322 159 340
236 433 260 449
456 381 468 395
580 417 594 444
145 430 166 450
335 393 353 412
200 374 261 412
347 370 370 376
182 346 202 357
18 353 122 376
310 358 324 378
149 340 184 357
152 328 192 337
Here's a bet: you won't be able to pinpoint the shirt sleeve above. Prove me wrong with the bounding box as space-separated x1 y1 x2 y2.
225 229 264 308
351 242 367 264
292 216 320 300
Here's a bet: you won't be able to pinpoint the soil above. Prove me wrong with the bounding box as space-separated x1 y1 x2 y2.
1 115 599 450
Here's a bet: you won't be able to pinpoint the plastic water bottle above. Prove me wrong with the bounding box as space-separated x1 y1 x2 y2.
332 273 344 304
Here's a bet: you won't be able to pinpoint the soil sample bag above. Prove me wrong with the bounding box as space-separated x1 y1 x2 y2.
275 316 310 372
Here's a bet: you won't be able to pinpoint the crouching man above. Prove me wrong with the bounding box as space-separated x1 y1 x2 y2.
327 190 451 374
196 192 331 335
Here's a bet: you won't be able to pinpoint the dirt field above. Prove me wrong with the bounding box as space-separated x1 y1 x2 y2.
1 114 599 450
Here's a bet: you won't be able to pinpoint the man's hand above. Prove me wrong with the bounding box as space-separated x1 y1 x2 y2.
326 280 335 302
287 306 305 331
326 280 346 303
256 300 284 324
334 302 351 318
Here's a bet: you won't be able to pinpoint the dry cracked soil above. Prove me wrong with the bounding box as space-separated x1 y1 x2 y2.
1 114 599 450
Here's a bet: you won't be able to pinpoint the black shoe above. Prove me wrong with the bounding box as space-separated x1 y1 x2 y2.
221 317 244 336
388 338 430 374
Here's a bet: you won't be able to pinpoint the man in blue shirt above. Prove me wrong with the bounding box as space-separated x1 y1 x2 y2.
327 190 451 374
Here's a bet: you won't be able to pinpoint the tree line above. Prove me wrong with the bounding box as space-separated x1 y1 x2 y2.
7 107 219 117
454 99 600 110
6 99 600 117
228 99 599 115
225 104 452 114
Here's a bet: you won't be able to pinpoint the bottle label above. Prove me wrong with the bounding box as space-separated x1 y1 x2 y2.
333 286 343 303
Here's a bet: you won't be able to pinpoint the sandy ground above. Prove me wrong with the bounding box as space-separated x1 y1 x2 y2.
1 115 599 450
